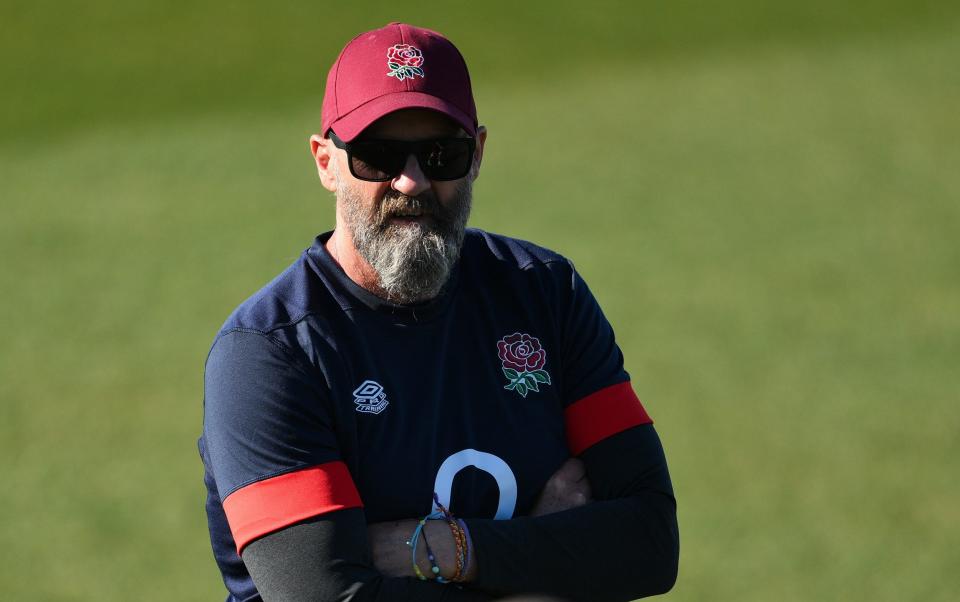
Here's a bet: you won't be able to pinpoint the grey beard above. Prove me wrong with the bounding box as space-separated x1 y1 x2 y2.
338 180 472 305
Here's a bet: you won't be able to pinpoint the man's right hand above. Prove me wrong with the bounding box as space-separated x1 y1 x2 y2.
529 458 592 517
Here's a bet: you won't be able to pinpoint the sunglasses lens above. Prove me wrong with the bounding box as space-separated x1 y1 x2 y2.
349 142 406 182
341 136 475 182
418 139 473 181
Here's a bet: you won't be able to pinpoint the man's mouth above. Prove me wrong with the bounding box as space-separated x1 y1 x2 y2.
384 206 434 224
391 209 424 218
379 195 442 230
381 212 436 233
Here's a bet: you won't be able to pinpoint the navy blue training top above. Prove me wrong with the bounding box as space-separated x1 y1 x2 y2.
199 229 652 600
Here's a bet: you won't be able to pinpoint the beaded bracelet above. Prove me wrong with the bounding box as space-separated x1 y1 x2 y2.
420 526 445 581
406 511 445 582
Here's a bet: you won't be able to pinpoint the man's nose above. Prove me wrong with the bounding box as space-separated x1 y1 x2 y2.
391 154 431 197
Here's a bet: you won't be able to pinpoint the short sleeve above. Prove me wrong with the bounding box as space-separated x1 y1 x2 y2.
202 329 362 553
558 263 653 455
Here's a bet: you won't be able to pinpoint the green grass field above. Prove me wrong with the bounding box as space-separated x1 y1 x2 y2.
2 2 959 600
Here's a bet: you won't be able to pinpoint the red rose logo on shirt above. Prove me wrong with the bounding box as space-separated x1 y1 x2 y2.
497 333 552 398
386 44 425 81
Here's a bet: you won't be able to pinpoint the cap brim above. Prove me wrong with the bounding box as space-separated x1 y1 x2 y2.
327 92 477 142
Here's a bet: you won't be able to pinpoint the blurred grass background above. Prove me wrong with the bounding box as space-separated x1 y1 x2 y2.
2 1 959 600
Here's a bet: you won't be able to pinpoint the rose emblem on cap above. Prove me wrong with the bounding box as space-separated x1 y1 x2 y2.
386 44 425 80
497 333 552 398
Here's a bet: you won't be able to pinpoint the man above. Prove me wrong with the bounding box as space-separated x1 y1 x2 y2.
200 22 679 602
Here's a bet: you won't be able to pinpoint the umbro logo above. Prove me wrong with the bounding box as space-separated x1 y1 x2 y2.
353 380 390 415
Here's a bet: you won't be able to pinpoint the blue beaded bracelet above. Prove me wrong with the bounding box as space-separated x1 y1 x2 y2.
406 511 445 582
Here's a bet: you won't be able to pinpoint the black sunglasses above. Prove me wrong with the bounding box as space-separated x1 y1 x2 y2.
328 129 476 182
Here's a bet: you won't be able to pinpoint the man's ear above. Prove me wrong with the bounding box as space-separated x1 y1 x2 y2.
310 134 339 193
470 125 487 181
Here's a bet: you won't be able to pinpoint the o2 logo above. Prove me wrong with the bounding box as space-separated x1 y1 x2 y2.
432 449 517 519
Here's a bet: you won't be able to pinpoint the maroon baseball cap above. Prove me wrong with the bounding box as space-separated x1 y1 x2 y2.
321 22 478 142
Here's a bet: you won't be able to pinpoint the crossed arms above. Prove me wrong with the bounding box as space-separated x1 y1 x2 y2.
241 424 679 602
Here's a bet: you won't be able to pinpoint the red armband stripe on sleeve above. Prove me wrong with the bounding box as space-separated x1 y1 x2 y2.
222 461 363 554
564 381 653 455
